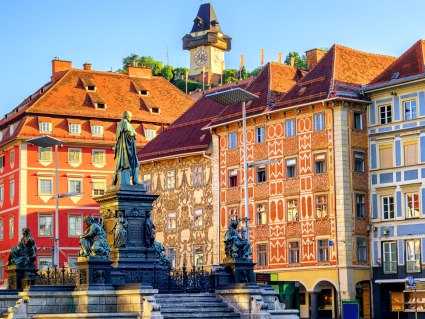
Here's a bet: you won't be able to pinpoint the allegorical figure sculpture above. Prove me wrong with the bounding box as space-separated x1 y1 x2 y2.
224 219 252 259
110 211 128 248
112 110 140 186
145 210 156 248
7 228 37 268
79 216 110 258
153 241 171 265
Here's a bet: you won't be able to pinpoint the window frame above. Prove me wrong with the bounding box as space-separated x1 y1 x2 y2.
314 153 327 174
406 192 420 218
68 214 83 237
286 158 297 178
0 219 4 240
165 169 176 190
354 151 365 173
91 124 104 136
8 216 14 239
379 104 392 124
193 164 204 187
38 147 52 162
91 180 106 197
285 119 296 137
256 164 267 183
314 112 325 131
10 149 15 168
39 122 52 133
38 256 53 270
406 239 421 273
383 241 397 274
353 112 364 130
228 168 238 188
38 213 53 237
92 149 105 166
289 241 300 264
145 129 157 141
194 245 204 266
69 123 81 135
382 196 395 220
10 180 15 202
68 148 82 165
142 173 152 192
228 132 238 149
317 239 329 262
403 99 417 121
167 248 177 268
256 244 268 266
38 178 53 195
68 179 82 194
287 198 299 222
356 238 367 262
167 212 177 230
193 208 204 227
355 193 366 218
256 203 267 225
315 195 328 218
255 126 265 143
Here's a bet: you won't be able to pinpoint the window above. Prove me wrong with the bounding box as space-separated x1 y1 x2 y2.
315 195 328 218
67 257 78 269
285 119 296 137
38 214 53 237
91 125 103 136
257 244 267 266
150 107 160 114
92 150 105 165
404 142 418 166
10 180 14 201
228 168 238 187
406 239 421 273
69 180 82 194
142 173 152 192
0 185 4 202
10 149 15 168
193 209 203 227
287 199 299 222
314 153 326 174
289 242 300 264
256 164 266 183
9 216 14 238
39 179 52 195
39 122 52 133
165 170 176 190
87 85 96 91
39 147 52 161
383 241 397 273
255 126 265 143
92 181 105 196
379 105 392 124
379 145 393 169
68 149 82 164
286 158 297 178
228 132 237 149
354 152 365 173
68 215 83 237
357 238 367 262
167 212 176 230
96 103 106 109
193 165 204 187
69 124 81 135
167 248 177 268
194 245 204 266
318 239 329 262
38 256 53 270
404 100 417 120
314 113 325 131
406 193 420 218
354 112 363 130
9 125 14 136
355 194 366 218
0 156 4 169
256 204 267 225
145 129 157 141
0 220 3 240
382 196 395 220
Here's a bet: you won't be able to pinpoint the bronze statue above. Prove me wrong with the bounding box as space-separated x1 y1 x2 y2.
112 110 140 186
110 211 128 248
224 220 252 259
145 211 156 248
7 228 37 268
79 216 110 258
153 241 171 265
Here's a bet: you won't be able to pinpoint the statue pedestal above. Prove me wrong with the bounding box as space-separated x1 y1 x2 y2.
217 257 256 287
94 184 164 285
76 257 113 290
6 265 37 290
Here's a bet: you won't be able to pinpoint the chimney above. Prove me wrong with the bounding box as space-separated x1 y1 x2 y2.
51 58 72 81
126 66 152 78
290 56 295 67
305 48 326 70
83 62 92 70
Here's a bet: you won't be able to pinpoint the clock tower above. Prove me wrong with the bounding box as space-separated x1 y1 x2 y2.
183 3 231 86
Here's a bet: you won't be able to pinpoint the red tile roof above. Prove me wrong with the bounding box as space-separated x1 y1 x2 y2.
0 66 194 148
275 45 396 109
369 40 425 85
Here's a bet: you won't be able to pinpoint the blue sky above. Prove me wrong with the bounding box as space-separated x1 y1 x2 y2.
0 0 424 114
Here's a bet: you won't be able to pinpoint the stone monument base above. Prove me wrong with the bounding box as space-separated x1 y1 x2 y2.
217 257 255 287
6 265 37 290
76 257 113 290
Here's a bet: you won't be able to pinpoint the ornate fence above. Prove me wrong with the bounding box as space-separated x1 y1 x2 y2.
28 266 77 286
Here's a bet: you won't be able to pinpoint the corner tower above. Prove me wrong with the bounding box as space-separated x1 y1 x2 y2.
183 3 231 86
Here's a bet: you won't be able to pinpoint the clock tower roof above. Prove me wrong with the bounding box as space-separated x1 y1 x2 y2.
190 3 222 33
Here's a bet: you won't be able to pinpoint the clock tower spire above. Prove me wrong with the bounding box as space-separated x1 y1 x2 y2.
183 3 231 86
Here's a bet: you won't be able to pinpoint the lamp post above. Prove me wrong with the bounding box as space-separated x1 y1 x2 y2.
27 135 63 267
406 276 418 319
206 88 258 242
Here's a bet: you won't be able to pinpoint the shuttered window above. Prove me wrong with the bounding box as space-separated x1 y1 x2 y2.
379 145 393 169
404 142 418 166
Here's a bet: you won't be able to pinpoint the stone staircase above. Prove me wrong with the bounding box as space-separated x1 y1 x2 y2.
155 293 241 319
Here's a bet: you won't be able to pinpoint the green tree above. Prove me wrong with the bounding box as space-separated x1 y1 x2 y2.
249 66 263 77
284 52 307 69
121 55 163 76
224 69 238 84
173 67 189 81
161 65 174 81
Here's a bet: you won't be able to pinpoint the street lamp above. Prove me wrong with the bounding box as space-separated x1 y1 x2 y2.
27 135 63 267
206 88 258 242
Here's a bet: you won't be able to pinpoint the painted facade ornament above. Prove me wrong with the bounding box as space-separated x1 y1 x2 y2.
7 228 37 268
112 110 140 186
224 220 252 259
79 216 110 258
110 211 128 248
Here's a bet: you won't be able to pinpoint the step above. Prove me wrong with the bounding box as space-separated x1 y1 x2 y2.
162 314 240 319
161 307 235 313
33 313 139 319
160 302 227 308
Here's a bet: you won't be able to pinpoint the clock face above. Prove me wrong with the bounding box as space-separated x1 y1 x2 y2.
194 49 208 66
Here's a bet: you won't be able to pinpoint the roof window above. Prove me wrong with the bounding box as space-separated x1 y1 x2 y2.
140 90 149 96
87 85 96 91
150 107 160 114
299 87 306 94
391 72 400 80
96 103 106 109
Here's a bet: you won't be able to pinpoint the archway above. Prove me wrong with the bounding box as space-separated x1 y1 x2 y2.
311 280 337 319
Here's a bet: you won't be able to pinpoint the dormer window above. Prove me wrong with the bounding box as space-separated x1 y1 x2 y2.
140 90 149 96
87 85 96 91
39 122 52 133
299 87 306 95
150 107 160 114
69 123 81 135
0 131 3 141
96 103 106 109
91 125 103 136
391 72 400 80
145 129 157 141
9 124 14 136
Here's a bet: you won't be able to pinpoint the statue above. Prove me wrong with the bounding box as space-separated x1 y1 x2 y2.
110 211 128 248
153 241 171 266
7 228 37 268
145 211 156 248
112 110 140 186
79 216 110 258
224 220 252 259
